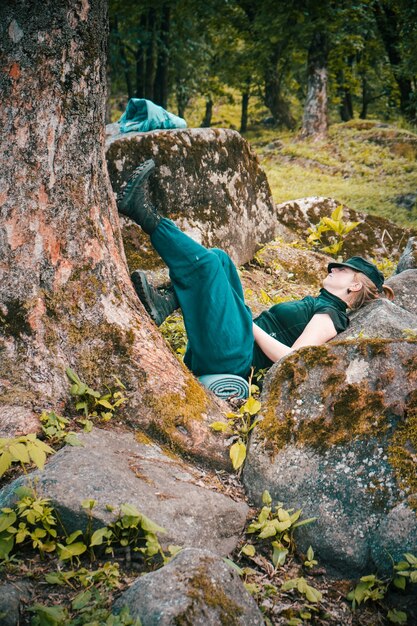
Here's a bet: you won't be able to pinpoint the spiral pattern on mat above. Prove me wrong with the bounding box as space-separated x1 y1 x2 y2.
198 374 249 399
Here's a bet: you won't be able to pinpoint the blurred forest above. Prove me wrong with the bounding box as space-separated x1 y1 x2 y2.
107 0 417 135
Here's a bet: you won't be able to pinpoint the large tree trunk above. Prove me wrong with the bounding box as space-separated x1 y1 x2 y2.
374 2 415 121
301 31 329 139
240 80 250 133
153 4 170 109
263 49 295 129
0 0 229 468
201 96 213 128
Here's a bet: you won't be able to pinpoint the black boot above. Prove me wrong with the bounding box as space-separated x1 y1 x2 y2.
116 159 162 234
131 270 179 326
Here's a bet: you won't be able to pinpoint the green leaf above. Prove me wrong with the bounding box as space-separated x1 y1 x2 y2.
27 443 47 470
0 510 16 533
90 527 111 547
57 541 87 560
81 499 97 510
293 516 316 529
404 553 417 565
140 513 165 534
258 522 278 539
240 396 261 416
223 557 244 575
120 503 141 517
64 433 82 446
272 546 288 567
230 441 246 470
66 530 83 544
393 576 406 590
29 603 67 624
241 544 256 557
97 399 113 409
209 421 230 432
71 589 92 610
305 583 322 603
387 609 408 624
262 490 272 506
0 451 12 477
0 534 14 559
331 205 344 222
66 367 81 384
306 545 314 561
8 443 31 464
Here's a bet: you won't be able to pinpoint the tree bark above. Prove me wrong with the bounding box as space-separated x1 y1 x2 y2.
373 2 415 120
264 53 295 129
153 4 170 109
240 80 250 133
301 30 329 139
201 96 213 127
112 14 133 101
0 0 229 468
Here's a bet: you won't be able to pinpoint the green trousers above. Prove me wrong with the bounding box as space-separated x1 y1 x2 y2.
151 219 254 377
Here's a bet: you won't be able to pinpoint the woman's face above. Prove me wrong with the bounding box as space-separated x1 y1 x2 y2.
322 266 358 294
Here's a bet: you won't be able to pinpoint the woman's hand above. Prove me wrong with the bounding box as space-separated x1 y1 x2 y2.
253 314 337 363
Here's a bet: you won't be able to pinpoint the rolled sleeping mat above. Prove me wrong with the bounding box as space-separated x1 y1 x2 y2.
198 374 249 400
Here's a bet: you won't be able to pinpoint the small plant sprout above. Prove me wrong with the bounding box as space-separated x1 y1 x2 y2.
210 393 261 471
393 552 417 589
246 490 316 568
306 204 360 257
347 574 388 609
303 545 318 569
40 411 81 447
281 576 323 603
66 368 127 423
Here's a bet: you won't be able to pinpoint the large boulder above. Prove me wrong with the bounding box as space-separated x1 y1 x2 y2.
243 339 417 577
386 269 417 318
113 548 265 626
0 428 248 556
336 298 417 341
105 127 277 271
396 237 417 273
274 197 416 261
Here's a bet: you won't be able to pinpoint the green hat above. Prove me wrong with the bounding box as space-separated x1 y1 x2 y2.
327 257 384 292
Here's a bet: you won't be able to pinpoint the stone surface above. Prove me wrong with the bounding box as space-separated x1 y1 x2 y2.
0 428 248 556
105 127 276 270
0 405 40 438
243 339 417 577
386 269 417 318
274 196 416 261
0 582 30 626
113 548 265 626
396 237 417 273
336 298 417 341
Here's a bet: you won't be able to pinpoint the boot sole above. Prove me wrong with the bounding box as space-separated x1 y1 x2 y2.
131 270 162 326
117 159 156 216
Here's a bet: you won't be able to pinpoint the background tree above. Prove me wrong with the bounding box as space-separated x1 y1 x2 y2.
0 0 227 466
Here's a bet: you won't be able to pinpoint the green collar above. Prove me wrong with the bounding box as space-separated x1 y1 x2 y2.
317 288 348 311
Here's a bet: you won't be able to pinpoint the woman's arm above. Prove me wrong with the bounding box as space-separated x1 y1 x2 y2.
253 313 338 363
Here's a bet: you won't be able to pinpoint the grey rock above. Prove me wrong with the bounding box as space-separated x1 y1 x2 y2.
274 196 415 260
105 127 276 268
370 500 417 576
113 548 265 626
0 428 248 556
0 582 30 626
336 298 417 341
243 340 417 577
386 269 417 317
396 237 417 273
